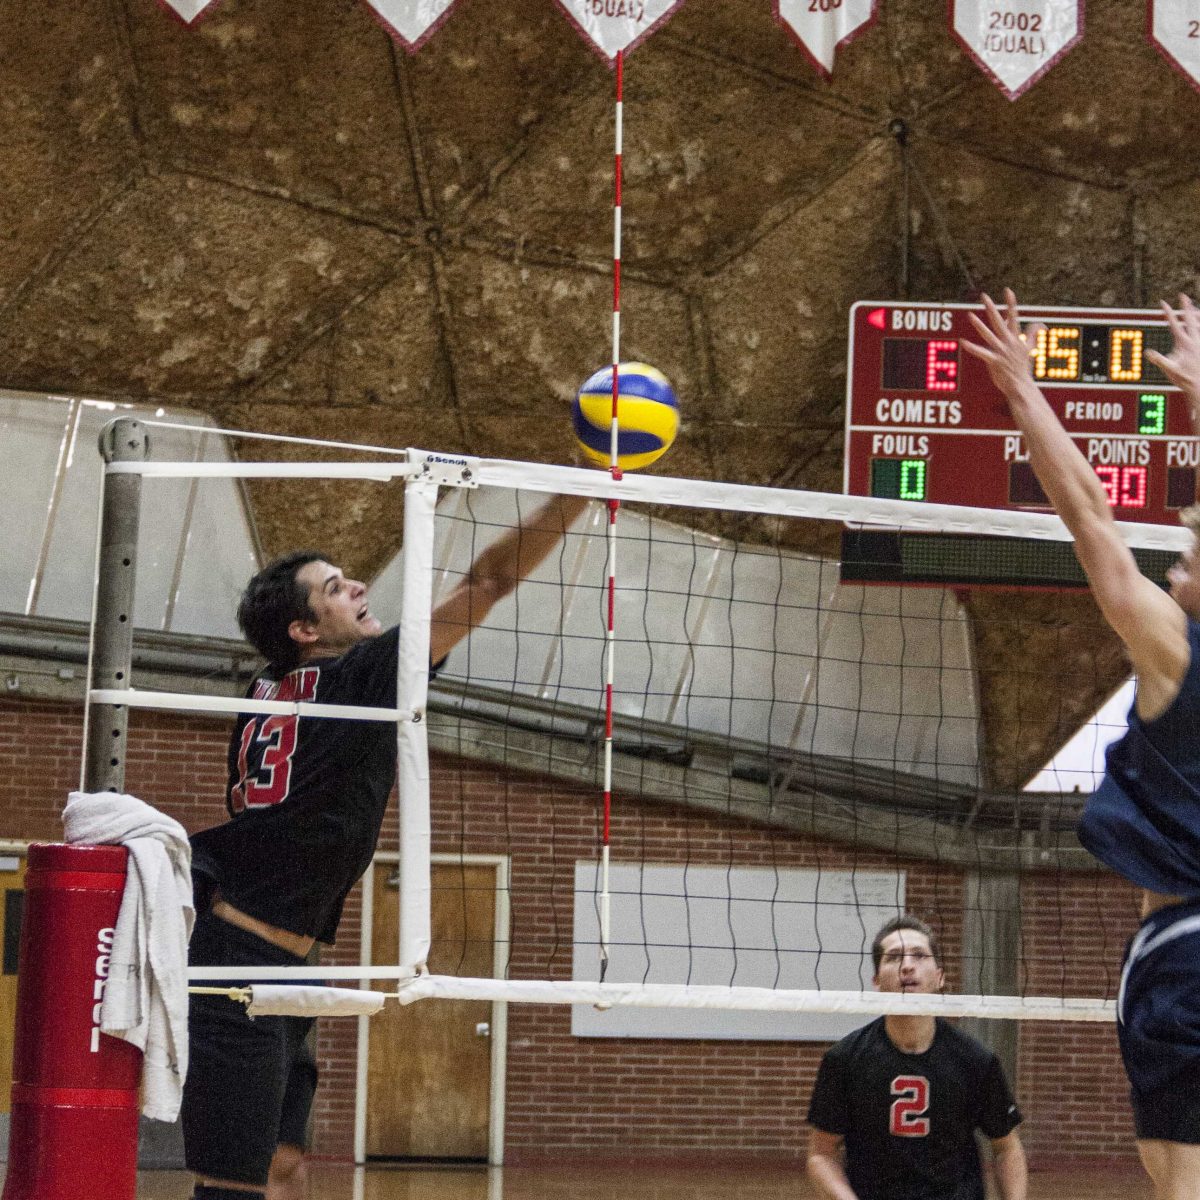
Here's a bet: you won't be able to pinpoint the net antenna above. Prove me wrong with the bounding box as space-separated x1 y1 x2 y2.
89 425 1191 1019
596 47 627 982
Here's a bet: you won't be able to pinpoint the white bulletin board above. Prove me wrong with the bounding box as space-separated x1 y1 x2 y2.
571 862 905 1041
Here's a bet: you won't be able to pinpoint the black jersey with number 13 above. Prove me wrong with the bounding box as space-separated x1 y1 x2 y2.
191 627 405 945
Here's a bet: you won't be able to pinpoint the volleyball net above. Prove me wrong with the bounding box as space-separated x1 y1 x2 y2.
93 435 1190 1024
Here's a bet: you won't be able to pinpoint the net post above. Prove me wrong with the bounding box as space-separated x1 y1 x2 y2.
85 419 149 794
396 473 438 976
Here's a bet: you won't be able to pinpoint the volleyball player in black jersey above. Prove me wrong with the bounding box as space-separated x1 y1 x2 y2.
183 492 588 1200
966 291 1200 1200
807 916 1026 1200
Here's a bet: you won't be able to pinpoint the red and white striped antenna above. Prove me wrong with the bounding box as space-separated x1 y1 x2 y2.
598 48 625 983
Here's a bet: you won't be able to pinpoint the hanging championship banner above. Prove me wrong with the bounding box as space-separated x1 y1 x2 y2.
951 0 1082 100
774 0 878 80
553 0 687 61
159 0 221 23
1149 1 1200 94
362 0 458 49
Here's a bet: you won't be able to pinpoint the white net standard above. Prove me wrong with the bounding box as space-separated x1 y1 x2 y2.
99 448 1187 1028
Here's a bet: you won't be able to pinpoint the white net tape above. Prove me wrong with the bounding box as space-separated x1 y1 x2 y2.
189 980 1114 1022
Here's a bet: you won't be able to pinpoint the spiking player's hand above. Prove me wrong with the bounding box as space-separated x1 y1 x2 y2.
1147 295 1200 430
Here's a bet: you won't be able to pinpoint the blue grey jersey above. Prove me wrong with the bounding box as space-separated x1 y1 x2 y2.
1079 619 1200 896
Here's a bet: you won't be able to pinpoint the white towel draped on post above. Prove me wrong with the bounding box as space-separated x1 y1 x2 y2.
63 791 194 1122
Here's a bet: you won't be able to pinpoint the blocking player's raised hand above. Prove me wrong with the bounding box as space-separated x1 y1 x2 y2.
962 289 1041 402
963 294 1187 691
1147 295 1200 428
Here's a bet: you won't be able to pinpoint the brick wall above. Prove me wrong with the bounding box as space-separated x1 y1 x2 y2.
1016 872 1141 1164
0 697 1142 1166
422 756 967 1166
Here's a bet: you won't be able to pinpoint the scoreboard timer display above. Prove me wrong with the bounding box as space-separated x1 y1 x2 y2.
843 301 1198 527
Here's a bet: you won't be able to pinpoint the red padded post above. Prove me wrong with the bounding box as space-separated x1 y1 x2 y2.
3 844 141 1200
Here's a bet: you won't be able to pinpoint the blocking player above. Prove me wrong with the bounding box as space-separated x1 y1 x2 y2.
183 491 589 1200
966 291 1200 1200
806 915 1026 1200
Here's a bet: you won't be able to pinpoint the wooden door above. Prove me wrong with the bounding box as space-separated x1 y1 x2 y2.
0 853 26 1112
366 862 495 1159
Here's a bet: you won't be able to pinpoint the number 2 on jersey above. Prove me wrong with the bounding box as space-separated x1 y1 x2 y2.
889 1075 930 1137
229 668 318 811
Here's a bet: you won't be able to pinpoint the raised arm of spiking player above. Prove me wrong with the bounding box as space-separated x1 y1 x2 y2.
963 289 1188 717
428 493 591 665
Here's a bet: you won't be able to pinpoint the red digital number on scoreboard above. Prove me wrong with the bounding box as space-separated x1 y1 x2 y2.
843 303 1197 525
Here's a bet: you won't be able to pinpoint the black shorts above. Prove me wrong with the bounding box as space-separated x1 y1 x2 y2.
1117 896 1200 1143
182 909 318 1186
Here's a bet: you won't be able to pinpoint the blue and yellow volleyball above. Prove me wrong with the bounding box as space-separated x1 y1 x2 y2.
572 362 679 471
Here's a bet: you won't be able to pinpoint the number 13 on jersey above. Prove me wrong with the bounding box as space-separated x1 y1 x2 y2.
229 667 319 811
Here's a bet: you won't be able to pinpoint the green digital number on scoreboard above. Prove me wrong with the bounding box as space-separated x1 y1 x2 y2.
870 458 927 502
1138 393 1167 435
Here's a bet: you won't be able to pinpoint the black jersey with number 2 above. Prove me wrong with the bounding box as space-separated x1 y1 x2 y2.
191 627 405 945
807 1017 1021 1200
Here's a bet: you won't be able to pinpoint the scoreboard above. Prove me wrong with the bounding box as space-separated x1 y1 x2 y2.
843 301 1198 527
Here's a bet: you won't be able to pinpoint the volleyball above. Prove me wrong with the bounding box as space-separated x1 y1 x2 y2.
572 362 679 471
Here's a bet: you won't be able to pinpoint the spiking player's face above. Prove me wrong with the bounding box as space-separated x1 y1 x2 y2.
1167 538 1200 618
289 560 382 659
874 930 944 995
